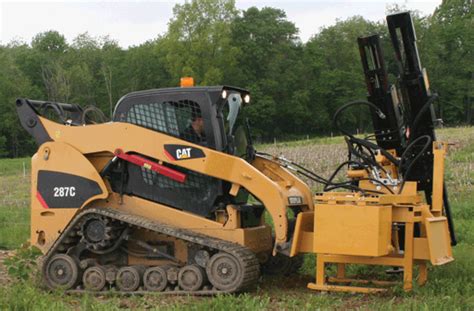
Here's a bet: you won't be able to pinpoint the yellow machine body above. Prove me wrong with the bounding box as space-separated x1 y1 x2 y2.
31 142 109 252
30 116 312 257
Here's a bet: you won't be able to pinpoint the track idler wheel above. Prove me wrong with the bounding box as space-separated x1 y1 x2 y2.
116 266 144 292
83 266 107 291
143 266 168 292
206 252 243 291
178 265 206 291
44 254 79 290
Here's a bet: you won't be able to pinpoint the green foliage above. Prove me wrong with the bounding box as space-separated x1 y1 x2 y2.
164 0 239 85
0 136 7 157
3 247 41 281
31 31 67 53
421 0 473 124
0 48 37 157
304 16 387 134
0 0 471 157
230 7 305 138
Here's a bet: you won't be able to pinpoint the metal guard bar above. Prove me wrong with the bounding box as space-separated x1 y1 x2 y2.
114 149 186 183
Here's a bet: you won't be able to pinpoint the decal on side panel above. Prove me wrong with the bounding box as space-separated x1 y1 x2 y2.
164 144 206 161
37 170 102 208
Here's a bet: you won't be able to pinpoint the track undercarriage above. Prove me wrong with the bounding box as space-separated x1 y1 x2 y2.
42 208 260 294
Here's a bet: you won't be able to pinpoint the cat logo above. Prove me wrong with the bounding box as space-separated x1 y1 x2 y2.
164 144 206 161
176 148 192 160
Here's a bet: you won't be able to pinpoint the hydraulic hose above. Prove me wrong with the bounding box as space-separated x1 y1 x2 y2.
333 100 400 166
398 135 432 194
409 94 438 140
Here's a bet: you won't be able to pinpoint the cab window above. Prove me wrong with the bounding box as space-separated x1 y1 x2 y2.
126 99 207 145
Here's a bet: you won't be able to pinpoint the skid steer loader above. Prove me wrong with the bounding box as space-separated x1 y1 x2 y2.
17 12 454 294
17 83 312 293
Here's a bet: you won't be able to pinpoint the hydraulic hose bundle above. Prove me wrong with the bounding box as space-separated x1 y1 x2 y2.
262 97 435 196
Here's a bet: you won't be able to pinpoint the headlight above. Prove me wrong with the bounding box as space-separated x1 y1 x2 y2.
243 94 250 104
288 196 303 205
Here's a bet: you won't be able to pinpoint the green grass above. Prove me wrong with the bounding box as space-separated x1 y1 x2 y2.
0 157 31 177
0 158 30 249
0 127 473 310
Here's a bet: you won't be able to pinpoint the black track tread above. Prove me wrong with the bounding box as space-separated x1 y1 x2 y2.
41 207 260 294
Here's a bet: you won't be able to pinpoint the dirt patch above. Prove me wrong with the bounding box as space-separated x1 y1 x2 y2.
0 250 14 285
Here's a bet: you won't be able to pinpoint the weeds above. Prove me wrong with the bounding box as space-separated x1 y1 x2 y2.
4 246 41 281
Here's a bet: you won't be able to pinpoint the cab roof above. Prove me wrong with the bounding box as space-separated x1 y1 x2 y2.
113 85 250 120
118 85 249 101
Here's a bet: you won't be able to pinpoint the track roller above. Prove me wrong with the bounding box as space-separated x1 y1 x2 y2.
166 266 180 285
44 254 79 290
143 266 168 291
83 266 107 291
105 266 118 284
194 250 210 268
206 252 244 291
116 266 145 292
178 264 206 291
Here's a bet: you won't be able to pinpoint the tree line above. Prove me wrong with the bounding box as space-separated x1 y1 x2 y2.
0 0 471 157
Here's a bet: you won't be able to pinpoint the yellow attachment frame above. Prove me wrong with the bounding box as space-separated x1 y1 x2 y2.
291 142 454 293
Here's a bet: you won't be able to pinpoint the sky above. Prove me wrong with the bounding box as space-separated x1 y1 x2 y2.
0 0 442 48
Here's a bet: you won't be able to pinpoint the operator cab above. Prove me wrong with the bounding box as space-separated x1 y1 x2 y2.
113 84 251 155
111 83 253 218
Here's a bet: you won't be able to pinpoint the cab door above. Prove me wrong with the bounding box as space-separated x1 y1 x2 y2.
111 90 223 217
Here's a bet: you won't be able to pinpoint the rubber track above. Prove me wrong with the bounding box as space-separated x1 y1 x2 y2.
41 207 260 294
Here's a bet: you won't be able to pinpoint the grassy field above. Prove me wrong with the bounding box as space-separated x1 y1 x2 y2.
0 158 30 249
0 127 473 310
